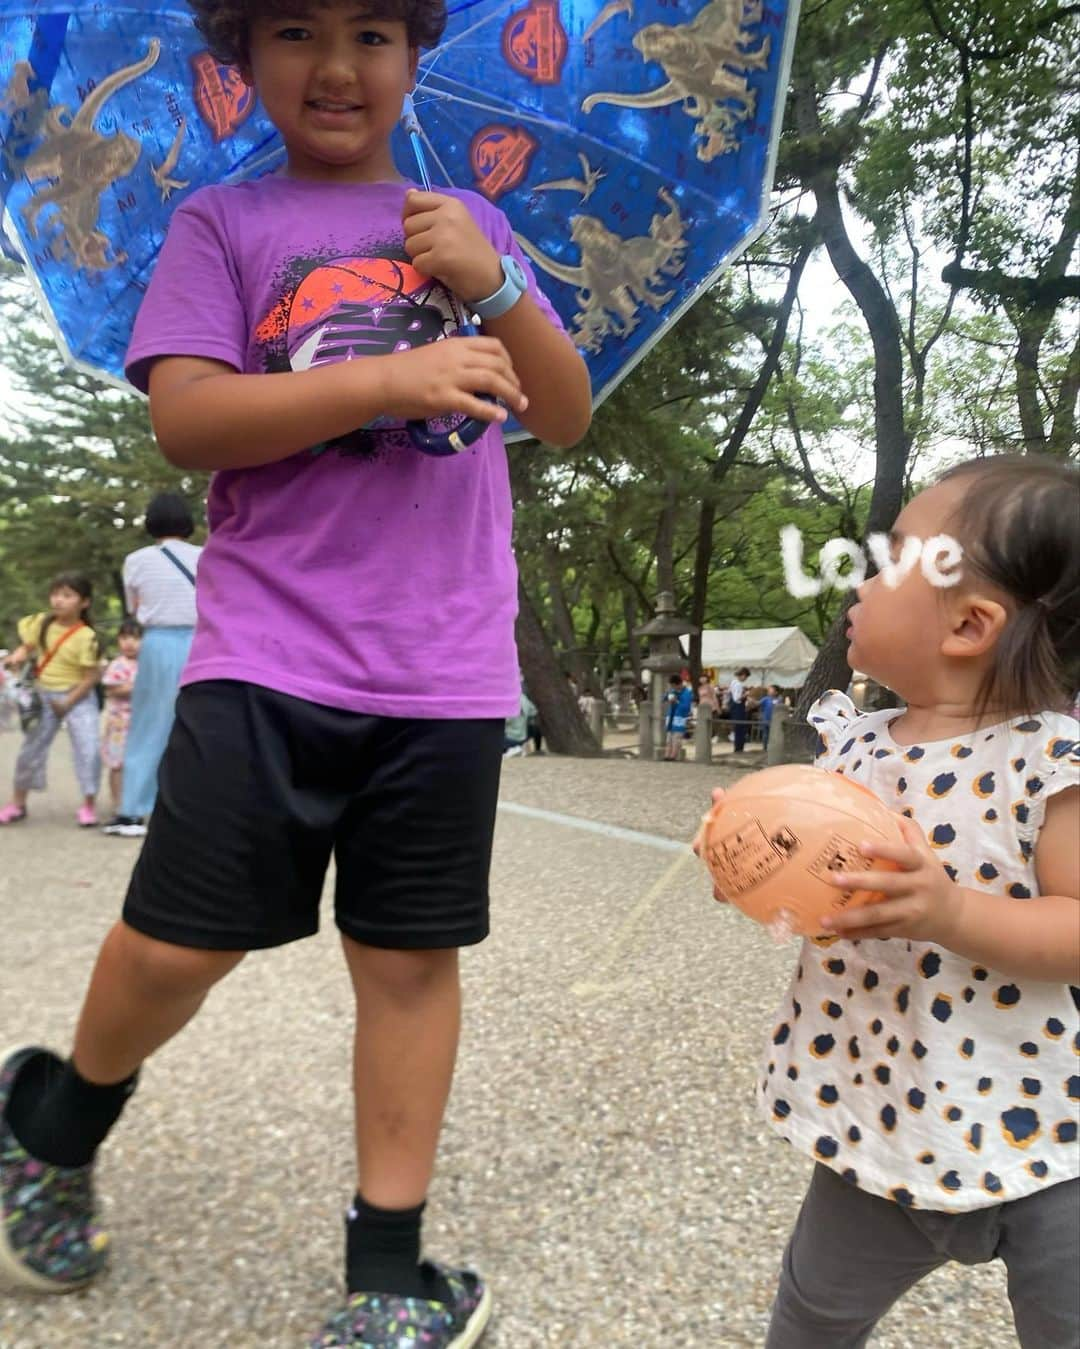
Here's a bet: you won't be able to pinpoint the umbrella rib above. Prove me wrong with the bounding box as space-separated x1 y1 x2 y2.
419 0 519 73
415 125 459 190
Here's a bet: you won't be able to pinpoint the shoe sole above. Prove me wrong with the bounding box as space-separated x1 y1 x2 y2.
449 1285 492 1348
0 1044 104 1296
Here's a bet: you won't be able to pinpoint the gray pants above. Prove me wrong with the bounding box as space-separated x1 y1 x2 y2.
767 1164 1080 1349
14 689 101 798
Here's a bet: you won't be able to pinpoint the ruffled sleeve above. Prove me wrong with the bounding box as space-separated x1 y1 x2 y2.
806 690 860 772
1014 717 1080 844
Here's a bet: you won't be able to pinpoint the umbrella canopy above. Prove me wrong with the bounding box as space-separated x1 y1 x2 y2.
1 0 800 427
692 625 820 687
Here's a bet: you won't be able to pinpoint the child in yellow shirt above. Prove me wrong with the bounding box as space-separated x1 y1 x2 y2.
0 573 102 827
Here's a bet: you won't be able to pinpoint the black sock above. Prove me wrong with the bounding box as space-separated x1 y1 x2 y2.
345 1194 451 1302
7 1054 138 1168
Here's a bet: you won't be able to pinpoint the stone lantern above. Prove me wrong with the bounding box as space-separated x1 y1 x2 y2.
633 592 699 761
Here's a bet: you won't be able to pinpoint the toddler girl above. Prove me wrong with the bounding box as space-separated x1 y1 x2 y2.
740 457 1078 1346
101 620 143 817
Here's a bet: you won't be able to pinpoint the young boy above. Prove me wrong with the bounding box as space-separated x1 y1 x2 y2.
0 3 591 1346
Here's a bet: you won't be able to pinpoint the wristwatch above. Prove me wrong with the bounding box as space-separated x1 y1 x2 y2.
470 254 528 321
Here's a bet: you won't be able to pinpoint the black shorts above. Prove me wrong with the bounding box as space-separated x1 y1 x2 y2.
123 681 503 951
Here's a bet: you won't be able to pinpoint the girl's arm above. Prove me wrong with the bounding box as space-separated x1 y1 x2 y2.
56 669 101 718
3 643 31 668
822 791 1080 983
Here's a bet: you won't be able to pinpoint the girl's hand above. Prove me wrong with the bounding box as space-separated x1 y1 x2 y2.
402 190 503 304
694 787 729 903
380 338 527 424
4 645 29 669
820 814 964 944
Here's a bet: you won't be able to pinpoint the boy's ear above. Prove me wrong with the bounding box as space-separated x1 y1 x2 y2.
941 591 1008 660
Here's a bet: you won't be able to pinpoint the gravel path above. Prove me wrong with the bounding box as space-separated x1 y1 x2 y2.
0 738 1010 1347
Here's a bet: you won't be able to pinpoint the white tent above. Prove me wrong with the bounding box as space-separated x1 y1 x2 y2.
688 626 820 688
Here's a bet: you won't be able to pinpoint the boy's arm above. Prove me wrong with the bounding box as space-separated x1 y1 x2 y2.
402 190 591 449
149 339 528 472
480 294 592 449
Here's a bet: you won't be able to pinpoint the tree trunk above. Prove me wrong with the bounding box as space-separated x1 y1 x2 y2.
791 76 912 720
516 579 601 756
623 590 643 683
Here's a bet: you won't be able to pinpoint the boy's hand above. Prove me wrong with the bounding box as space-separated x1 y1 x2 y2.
380 338 527 424
402 190 503 303
820 814 964 944
694 787 729 903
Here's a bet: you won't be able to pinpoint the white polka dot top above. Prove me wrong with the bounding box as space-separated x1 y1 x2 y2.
759 691 1080 1212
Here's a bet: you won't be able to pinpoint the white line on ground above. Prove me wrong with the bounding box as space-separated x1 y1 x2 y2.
497 800 688 853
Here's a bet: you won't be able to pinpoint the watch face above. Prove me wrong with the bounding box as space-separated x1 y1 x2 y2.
506 257 527 289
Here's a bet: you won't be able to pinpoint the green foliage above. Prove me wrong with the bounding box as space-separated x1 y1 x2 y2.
0 267 208 648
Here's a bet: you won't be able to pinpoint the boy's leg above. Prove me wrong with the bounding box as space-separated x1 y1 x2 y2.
315 715 500 1346
765 1165 946 1349
1 925 243 1292
999 1178 1080 1348
71 922 246 1083
4 681 335 1295
342 938 459 1209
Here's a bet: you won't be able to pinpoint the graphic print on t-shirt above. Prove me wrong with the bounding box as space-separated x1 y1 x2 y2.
254 245 467 459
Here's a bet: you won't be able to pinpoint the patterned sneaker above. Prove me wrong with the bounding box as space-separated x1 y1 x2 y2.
0 1047 110 1292
310 1262 491 1348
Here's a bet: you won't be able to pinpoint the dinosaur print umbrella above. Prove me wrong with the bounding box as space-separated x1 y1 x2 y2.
0 0 800 431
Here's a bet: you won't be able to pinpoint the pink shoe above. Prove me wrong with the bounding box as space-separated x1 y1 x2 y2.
0 803 27 824
76 805 97 828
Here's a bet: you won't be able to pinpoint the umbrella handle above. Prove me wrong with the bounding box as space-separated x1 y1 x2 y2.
407 410 490 456
405 316 498 456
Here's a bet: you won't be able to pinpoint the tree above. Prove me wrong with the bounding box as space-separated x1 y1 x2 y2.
0 266 208 639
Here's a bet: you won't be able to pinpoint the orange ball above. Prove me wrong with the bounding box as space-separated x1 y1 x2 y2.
700 764 904 936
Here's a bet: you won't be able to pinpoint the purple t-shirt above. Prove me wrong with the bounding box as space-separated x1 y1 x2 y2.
126 176 565 718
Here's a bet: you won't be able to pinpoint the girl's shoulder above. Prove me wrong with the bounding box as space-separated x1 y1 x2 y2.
16 612 48 643
806 690 893 767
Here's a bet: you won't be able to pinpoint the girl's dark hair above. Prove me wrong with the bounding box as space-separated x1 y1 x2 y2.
145 492 195 540
735 667 751 678
42 572 96 646
188 0 447 66
939 455 1080 718
118 618 144 639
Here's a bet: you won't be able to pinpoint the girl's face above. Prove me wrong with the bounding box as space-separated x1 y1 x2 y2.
119 633 141 659
49 585 89 623
847 479 990 700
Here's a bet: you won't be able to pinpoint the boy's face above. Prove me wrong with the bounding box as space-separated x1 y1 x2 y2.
244 5 419 183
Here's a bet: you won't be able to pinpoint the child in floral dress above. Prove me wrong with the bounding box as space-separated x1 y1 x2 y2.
101 620 142 817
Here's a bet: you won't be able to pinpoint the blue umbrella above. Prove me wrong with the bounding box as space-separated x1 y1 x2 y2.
1 0 800 441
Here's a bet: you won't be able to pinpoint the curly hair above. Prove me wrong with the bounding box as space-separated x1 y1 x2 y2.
188 0 447 67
